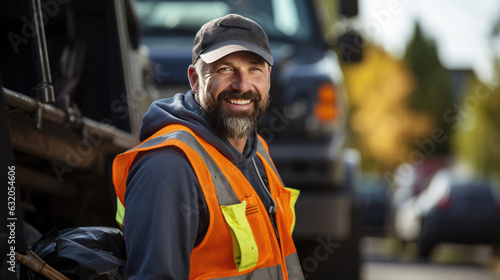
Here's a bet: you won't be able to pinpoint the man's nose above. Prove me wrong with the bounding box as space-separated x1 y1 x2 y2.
230 71 252 93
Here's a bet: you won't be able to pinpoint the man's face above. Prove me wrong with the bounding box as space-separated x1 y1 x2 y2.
196 51 271 139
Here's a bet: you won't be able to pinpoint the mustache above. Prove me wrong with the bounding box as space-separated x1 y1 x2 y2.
217 90 262 103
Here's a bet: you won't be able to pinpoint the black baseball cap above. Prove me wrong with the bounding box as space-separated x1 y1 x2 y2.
192 14 273 66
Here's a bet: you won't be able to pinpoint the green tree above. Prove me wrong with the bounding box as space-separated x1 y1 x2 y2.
404 22 454 155
453 17 500 184
313 0 340 44
453 74 500 182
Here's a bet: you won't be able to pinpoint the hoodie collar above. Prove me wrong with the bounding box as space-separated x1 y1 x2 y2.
140 90 259 166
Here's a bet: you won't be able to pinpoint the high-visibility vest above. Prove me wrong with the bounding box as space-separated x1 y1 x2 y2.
113 124 304 280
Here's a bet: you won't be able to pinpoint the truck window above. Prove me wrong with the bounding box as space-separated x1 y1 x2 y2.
135 0 312 41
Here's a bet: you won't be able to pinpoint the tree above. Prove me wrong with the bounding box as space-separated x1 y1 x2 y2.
313 0 340 44
403 22 454 155
452 17 500 184
453 74 500 181
342 43 433 171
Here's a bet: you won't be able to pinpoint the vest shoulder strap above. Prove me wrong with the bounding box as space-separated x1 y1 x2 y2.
114 125 240 207
256 135 284 187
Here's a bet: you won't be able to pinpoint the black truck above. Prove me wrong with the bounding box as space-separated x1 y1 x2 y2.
1 0 362 279
1 1 153 277
134 0 363 279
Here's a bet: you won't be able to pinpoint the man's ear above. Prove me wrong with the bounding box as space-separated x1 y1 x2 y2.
267 66 272 90
188 65 199 92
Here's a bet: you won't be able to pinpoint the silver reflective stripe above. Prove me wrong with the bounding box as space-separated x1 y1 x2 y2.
285 253 305 280
256 140 284 186
256 141 305 280
215 264 284 280
132 130 240 206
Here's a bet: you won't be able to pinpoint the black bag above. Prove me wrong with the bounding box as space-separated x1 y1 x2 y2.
22 227 126 280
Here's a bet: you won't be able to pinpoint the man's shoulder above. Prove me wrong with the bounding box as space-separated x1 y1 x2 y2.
130 146 193 175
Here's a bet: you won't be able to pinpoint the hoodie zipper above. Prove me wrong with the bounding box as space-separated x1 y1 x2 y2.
252 157 294 279
251 158 280 244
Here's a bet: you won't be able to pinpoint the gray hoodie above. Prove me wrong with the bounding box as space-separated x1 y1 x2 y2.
123 90 273 279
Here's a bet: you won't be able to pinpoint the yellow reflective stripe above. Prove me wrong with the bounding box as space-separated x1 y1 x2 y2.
284 187 300 234
220 201 259 272
115 196 125 230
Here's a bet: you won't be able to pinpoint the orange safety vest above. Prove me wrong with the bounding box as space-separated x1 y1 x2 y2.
113 124 304 280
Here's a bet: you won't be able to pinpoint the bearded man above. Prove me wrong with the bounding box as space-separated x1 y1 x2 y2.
113 14 304 280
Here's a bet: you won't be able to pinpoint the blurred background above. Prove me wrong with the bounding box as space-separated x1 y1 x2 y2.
343 0 500 178
343 0 500 279
1 0 500 279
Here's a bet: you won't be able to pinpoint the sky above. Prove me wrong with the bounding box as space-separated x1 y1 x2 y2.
356 0 500 85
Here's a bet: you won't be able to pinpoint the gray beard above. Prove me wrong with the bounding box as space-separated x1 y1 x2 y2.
214 112 259 140
198 90 269 140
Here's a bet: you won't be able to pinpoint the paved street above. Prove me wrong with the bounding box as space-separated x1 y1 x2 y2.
361 237 500 280
363 261 500 280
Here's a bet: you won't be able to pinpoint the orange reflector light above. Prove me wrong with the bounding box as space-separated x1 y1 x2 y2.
313 83 339 122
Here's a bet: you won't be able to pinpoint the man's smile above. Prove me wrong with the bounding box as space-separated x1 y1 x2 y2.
227 98 252 105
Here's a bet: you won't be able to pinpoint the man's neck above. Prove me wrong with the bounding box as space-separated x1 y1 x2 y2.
228 137 248 154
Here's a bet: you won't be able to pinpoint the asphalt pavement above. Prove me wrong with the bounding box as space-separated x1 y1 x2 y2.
361 237 500 280
363 261 500 280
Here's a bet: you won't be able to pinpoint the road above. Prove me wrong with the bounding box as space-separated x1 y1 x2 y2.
363 261 500 280
361 237 500 280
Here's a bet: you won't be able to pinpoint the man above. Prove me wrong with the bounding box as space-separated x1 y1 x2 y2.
113 14 304 279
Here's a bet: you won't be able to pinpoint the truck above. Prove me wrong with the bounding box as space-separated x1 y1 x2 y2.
1 0 363 279
1 0 152 258
134 0 363 279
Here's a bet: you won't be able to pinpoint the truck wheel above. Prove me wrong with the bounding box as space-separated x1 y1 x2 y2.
294 149 362 280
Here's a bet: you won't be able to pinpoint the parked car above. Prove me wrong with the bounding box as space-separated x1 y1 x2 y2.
391 156 450 210
356 172 391 236
393 168 500 258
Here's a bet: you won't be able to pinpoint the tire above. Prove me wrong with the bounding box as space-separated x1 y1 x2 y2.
417 240 434 260
294 150 362 279
417 218 435 260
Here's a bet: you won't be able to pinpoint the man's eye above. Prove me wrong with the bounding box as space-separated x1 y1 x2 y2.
250 67 262 72
218 67 231 72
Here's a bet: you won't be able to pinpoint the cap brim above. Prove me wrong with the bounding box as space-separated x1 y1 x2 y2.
200 40 273 66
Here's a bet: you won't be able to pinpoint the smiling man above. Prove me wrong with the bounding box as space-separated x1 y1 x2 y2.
113 14 304 279
190 51 271 152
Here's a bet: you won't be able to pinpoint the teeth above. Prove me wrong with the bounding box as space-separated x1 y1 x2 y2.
228 99 251 105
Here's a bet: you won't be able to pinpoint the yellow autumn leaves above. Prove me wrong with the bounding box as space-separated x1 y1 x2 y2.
342 45 433 170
